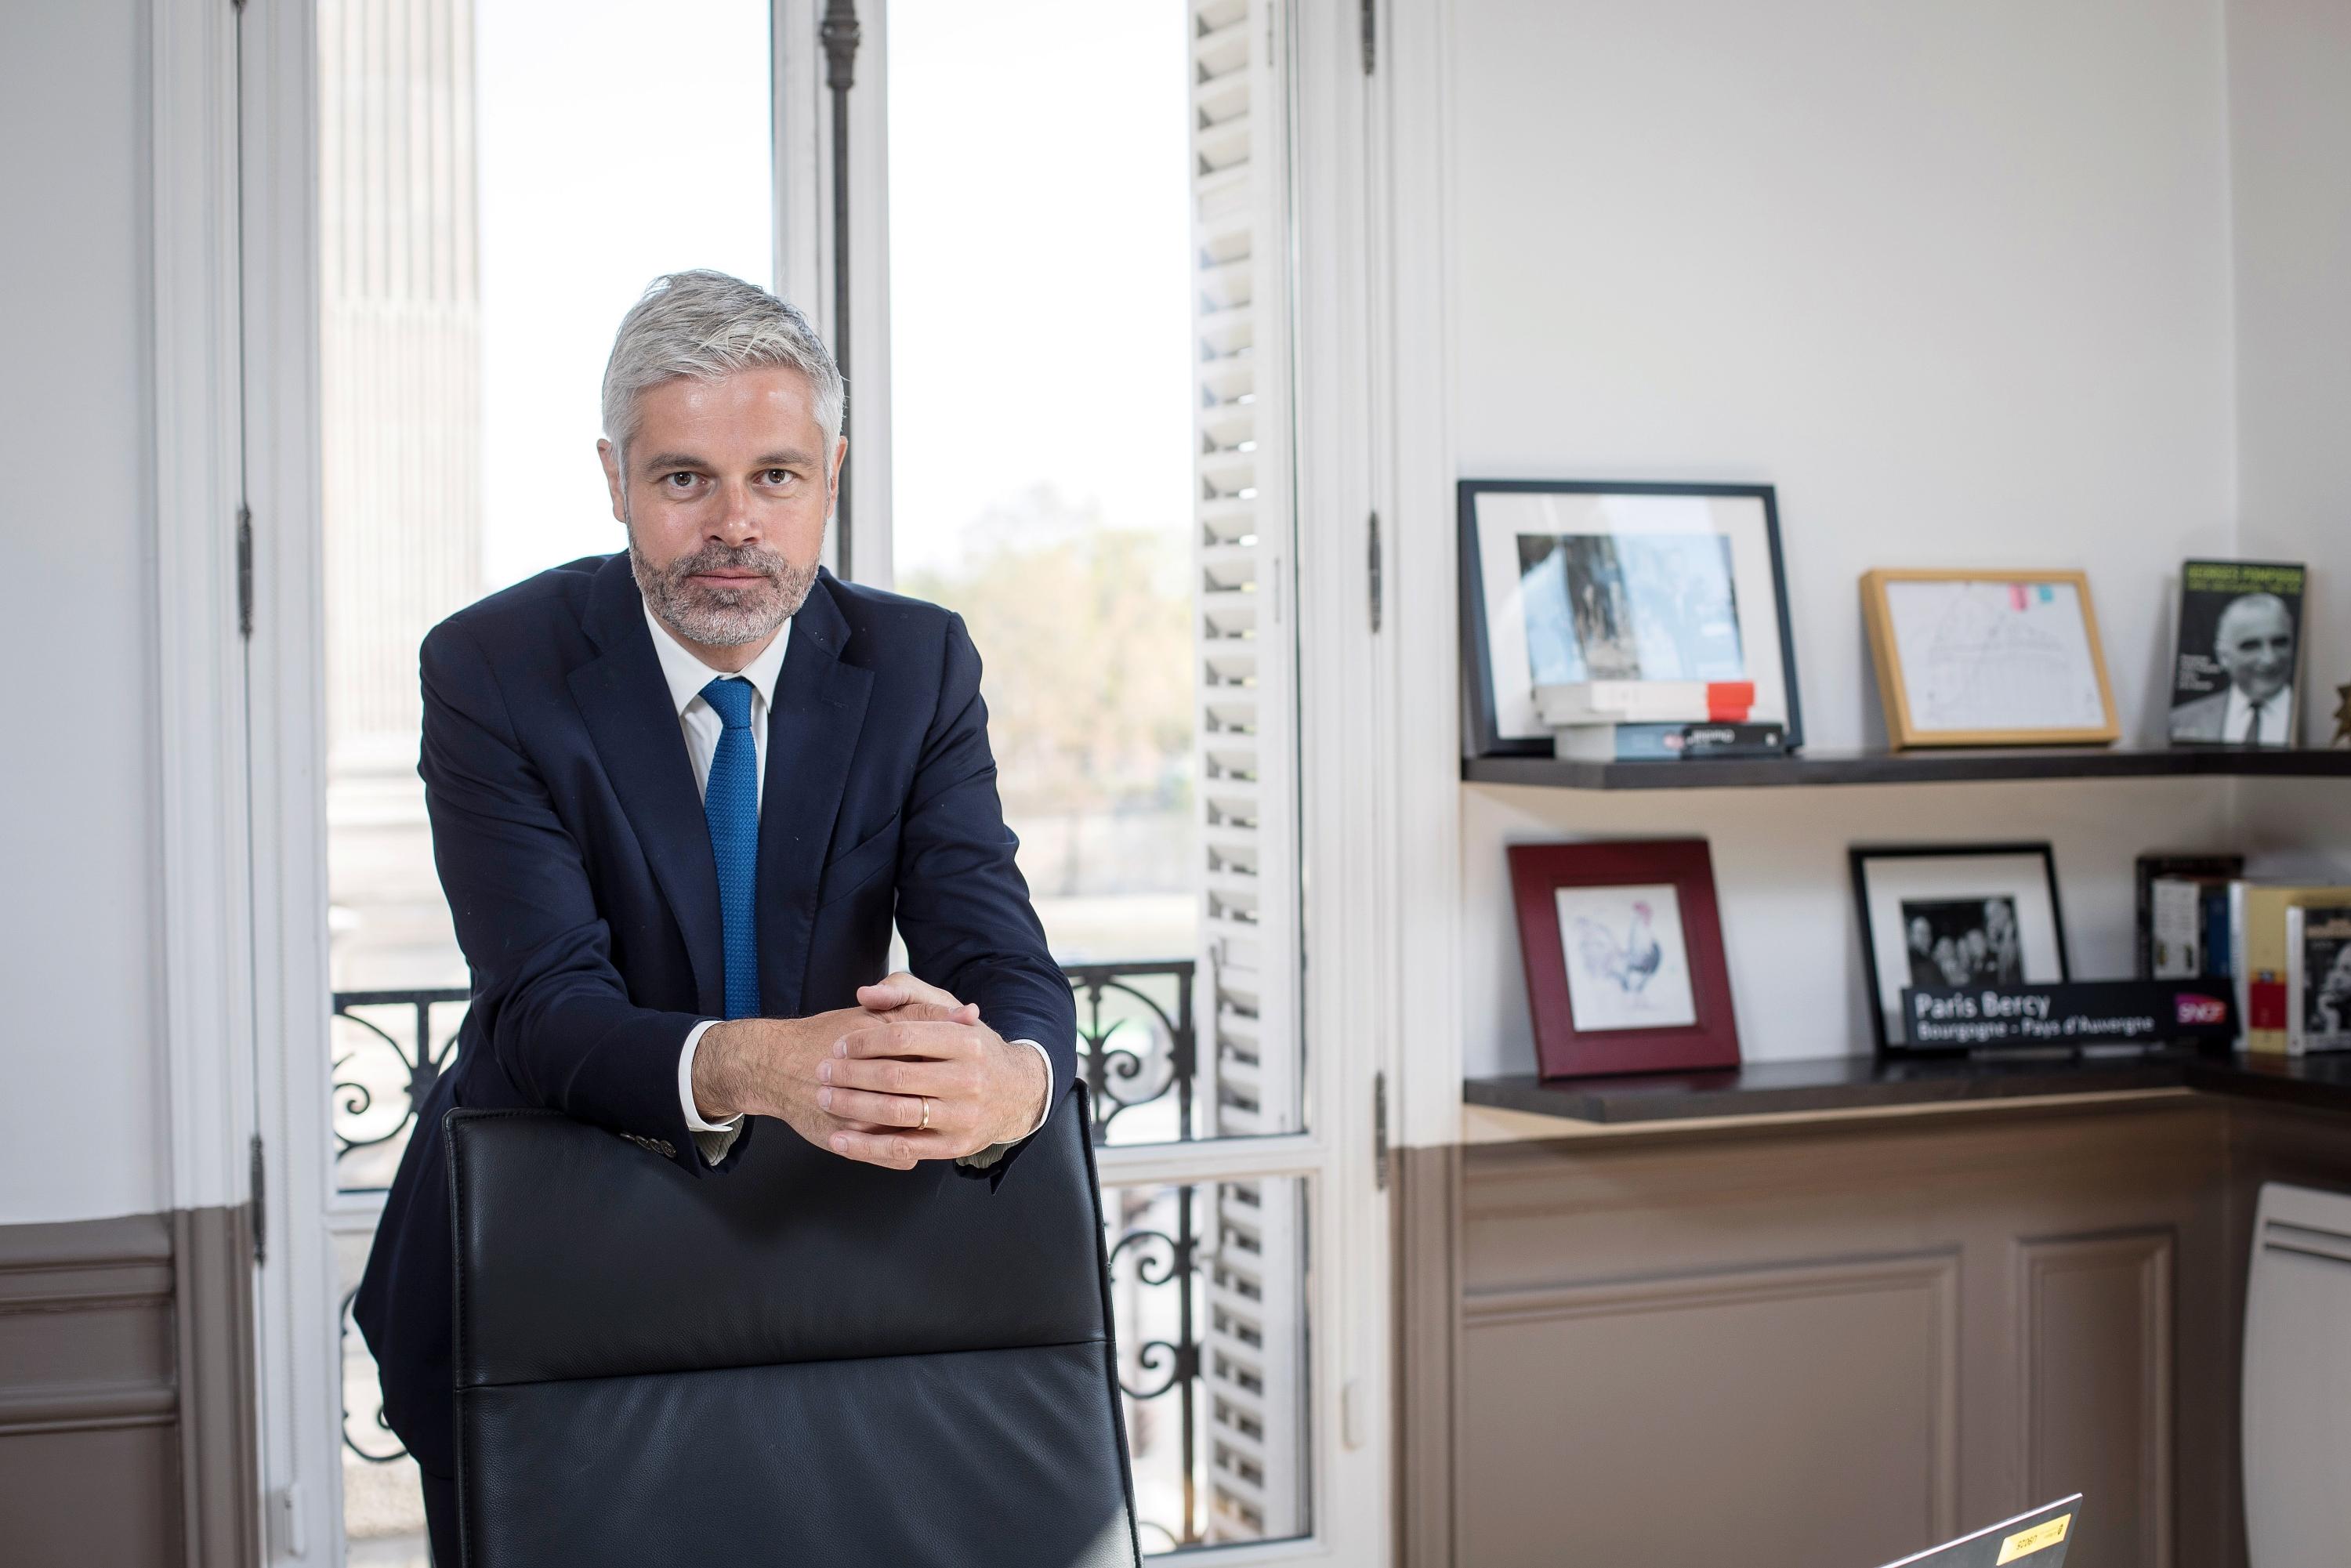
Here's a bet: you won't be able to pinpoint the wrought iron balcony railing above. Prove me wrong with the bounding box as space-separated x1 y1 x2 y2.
329 961 1201 1190
333 959 1214 1548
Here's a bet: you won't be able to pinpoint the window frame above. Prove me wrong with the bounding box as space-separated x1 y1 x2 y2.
209 0 1418 1560
817 2 1396 1559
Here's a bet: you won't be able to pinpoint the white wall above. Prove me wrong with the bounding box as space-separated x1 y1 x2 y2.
0 0 171 1223
0 0 2338 1187
1450 0 2246 1075
2229 0 2351 881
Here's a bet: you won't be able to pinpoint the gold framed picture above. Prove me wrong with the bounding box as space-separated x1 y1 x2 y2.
1860 569 2120 749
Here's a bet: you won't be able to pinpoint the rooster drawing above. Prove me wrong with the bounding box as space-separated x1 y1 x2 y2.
1576 902 1665 995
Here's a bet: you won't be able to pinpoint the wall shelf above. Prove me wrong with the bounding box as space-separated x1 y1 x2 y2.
1462 745 2351 791
1465 1049 2351 1126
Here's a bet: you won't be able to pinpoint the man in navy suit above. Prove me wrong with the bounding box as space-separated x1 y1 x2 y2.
353 270 1077 1562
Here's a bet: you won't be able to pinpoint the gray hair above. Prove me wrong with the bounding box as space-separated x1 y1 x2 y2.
600 270 844 462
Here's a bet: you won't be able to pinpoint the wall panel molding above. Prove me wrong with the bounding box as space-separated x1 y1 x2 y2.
0 1208 257 1565
0 1213 174 1443
1407 1101 2241 1566
2013 1229 2173 1568
1458 1251 1959 1565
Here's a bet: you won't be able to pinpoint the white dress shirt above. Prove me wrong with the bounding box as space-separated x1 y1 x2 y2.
2222 685 2291 747
641 602 1052 1165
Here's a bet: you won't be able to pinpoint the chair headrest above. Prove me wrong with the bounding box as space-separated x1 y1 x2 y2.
447 1093 1106 1391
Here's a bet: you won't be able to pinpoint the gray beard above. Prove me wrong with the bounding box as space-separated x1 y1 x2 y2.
628 527 817 648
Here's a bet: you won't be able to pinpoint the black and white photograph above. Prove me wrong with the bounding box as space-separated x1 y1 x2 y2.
1459 481 1804 756
1552 882 1699 1033
2168 559 2307 748
1900 896 2025 989
1851 844 2070 1050
2293 907 2351 1052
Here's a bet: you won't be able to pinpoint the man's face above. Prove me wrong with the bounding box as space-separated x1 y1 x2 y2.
599 364 845 658
2215 597 2295 704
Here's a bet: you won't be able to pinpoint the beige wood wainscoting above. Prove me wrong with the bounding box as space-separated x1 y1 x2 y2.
1396 1095 2351 1568
0 1208 259 1566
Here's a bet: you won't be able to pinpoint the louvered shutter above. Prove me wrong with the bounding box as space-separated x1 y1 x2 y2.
1189 0 1304 1542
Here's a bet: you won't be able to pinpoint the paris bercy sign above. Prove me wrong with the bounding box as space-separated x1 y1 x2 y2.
1903 981 2237 1048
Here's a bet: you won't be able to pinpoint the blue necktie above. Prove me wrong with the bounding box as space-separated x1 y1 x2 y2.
700 676 760 1019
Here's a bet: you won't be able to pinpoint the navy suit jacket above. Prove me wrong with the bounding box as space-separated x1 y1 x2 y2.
353 552 1078 1478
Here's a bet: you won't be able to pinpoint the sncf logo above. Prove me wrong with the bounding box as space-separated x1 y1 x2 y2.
2176 994 2229 1027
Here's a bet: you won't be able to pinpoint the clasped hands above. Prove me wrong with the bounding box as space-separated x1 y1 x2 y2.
690 972 1047 1171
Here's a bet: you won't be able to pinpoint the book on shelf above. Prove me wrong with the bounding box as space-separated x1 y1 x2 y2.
2285 906 2351 1055
1534 679 1755 726
2229 882 2351 1052
1551 721 1788 762
2133 853 2242 980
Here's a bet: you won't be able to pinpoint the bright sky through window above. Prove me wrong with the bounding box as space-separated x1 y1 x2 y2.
886 0 1192 578
474 0 773 590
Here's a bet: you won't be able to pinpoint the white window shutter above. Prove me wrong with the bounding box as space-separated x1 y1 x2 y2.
1188 0 1305 1542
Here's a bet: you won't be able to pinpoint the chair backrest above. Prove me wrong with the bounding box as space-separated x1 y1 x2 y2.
447 1087 1141 1568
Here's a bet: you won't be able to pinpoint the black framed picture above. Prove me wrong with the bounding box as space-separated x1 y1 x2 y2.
1850 843 2070 1052
1458 480 1804 759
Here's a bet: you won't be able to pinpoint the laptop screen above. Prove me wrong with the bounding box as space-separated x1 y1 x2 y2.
1873 1497 2081 1568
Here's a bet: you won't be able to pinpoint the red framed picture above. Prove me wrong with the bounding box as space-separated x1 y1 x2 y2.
1508 838 1741 1079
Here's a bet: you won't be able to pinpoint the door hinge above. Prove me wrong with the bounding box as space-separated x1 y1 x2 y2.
1366 510 1383 633
236 505 254 639
249 1133 266 1267
1360 0 1375 74
1373 1070 1390 1190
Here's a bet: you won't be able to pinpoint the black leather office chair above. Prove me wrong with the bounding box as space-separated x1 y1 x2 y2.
445 1087 1142 1567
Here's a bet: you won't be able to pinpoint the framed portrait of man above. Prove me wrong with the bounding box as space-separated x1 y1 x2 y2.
2168 559 2308 748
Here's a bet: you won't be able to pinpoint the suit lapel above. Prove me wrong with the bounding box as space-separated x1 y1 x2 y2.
568 555 726 1016
757 571 874 1019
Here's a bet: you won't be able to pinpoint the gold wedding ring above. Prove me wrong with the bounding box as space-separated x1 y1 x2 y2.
918 1096 933 1131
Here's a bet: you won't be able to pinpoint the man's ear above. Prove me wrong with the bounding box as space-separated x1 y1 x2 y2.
597 438 626 524
828 435 849 516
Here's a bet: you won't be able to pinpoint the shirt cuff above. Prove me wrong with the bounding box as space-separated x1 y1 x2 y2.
1013 1039 1054 1135
679 1019 744 1165
956 1038 1054 1170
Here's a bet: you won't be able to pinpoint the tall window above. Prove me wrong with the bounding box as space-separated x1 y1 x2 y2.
314 0 1317 1559
886 0 1306 1548
318 0 773 1556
